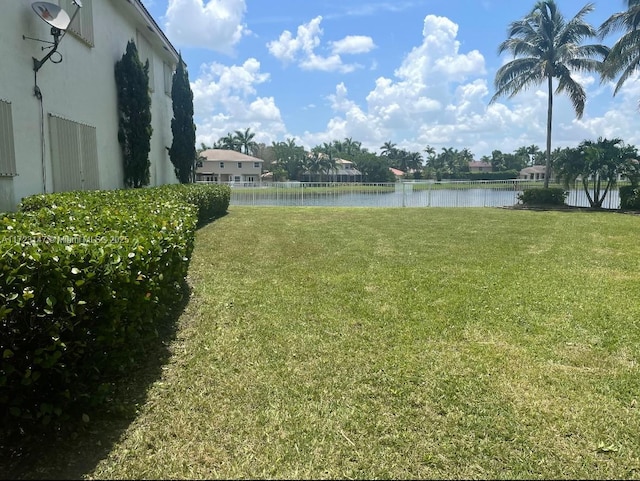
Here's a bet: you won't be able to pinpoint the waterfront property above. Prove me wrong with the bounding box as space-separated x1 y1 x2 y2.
519 165 549 180
196 149 264 184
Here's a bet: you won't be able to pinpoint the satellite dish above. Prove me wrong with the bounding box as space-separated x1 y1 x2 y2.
27 0 82 72
32 2 71 31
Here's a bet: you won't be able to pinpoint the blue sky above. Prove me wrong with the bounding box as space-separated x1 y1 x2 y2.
143 0 639 159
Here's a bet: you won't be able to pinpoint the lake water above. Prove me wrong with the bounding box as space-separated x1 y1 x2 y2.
230 184 621 209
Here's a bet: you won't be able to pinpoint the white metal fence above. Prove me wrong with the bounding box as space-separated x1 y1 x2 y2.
198 180 623 209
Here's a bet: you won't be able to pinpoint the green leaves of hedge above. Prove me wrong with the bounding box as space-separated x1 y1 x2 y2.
1 184 229 433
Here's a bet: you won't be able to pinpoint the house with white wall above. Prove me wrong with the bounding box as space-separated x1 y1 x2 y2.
519 165 549 181
0 0 180 212
468 161 492 173
196 149 264 184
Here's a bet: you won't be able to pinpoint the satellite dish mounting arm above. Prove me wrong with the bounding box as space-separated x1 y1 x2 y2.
33 27 63 72
32 0 83 73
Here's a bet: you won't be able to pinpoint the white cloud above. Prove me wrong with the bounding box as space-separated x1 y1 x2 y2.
266 16 365 73
164 0 248 54
569 74 640 147
300 15 492 153
395 15 486 85
185 9 640 159
267 16 323 64
330 36 376 55
299 13 639 158
301 54 358 73
191 58 286 146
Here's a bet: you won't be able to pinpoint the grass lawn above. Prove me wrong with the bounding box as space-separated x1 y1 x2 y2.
11 207 640 479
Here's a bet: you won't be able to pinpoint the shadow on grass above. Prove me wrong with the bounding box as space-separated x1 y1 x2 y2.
505 204 640 215
0 280 192 481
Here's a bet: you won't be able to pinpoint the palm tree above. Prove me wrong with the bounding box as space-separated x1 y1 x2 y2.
234 128 258 155
380 141 396 157
599 1 640 96
342 137 362 156
220 133 239 151
321 155 337 182
407 151 423 170
555 138 637 207
305 151 324 182
490 0 608 188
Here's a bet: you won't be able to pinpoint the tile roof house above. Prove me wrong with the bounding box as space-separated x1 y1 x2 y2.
389 167 405 180
196 149 264 184
1 0 180 212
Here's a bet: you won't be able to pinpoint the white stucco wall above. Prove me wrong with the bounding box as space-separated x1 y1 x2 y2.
0 0 179 212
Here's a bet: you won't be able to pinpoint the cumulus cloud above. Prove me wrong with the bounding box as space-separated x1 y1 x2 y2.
300 13 635 158
164 0 248 54
185 8 640 158
298 14 493 153
266 16 366 73
568 74 640 147
330 36 376 55
191 58 286 146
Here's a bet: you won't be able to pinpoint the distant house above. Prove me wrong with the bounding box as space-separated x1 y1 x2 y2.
196 149 263 184
332 158 362 182
389 167 405 180
302 155 362 182
468 161 492 173
519 165 549 181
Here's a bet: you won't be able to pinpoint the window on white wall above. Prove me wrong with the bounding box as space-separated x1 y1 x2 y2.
163 62 173 97
136 31 155 91
48 114 99 192
60 0 94 46
0 100 17 177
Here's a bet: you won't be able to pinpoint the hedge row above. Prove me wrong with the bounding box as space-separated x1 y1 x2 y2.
517 187 568 206
1 183 229 432
20 183 231 227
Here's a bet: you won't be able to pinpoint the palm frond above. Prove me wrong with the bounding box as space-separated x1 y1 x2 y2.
491 58 545 103
554 65 587 117
602 29 640 81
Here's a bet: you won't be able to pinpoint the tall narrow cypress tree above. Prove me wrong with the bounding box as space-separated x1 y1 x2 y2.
115 40 153 188
169 53 196 183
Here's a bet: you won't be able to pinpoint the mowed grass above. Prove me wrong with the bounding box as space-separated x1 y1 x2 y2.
88 207 640 479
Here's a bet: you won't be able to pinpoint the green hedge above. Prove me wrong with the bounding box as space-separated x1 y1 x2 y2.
1 184 229 433
620 185 640 210
19 183 231 227
517 187 568 206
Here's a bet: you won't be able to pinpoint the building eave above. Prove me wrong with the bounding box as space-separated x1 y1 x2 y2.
125 0 180 64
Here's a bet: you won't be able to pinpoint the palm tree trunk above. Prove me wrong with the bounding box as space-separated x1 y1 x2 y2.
545 75 553 189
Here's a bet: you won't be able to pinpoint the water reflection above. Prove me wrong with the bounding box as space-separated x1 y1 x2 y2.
231 186 621 209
